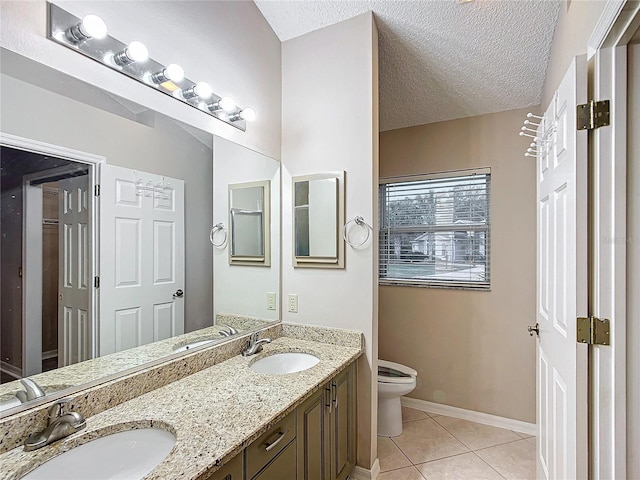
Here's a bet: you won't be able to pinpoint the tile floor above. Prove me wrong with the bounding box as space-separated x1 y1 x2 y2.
377 407 535 480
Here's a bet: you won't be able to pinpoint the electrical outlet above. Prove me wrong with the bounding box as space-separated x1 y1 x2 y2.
288 294 298 313
267 292 277 311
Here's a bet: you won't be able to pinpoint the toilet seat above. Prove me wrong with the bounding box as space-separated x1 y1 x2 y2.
378 359 417 385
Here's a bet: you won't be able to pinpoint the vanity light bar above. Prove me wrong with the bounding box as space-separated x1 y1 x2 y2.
46 2 255 131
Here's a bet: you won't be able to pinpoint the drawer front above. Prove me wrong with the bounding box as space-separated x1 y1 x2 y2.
252 440 297 480
246 411 296 479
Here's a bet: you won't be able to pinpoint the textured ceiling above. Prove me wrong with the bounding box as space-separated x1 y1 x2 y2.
254 0 561 131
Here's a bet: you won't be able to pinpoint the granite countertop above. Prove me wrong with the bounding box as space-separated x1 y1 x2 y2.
1 334 363 480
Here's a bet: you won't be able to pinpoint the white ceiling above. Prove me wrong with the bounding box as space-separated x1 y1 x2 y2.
254 0 561 131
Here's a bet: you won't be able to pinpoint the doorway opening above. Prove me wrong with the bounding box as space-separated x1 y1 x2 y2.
0 145 94 383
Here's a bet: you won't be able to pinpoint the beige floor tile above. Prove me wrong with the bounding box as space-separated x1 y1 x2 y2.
378 436 412 472
433 416 522 450
402 406 430 423
513 430 535 439
525 436 536 446
475 439 536 480
416 452 504 480
378 466 426 480
392 418 469 464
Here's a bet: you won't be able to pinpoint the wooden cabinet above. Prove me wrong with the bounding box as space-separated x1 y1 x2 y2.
297 362 356 480
208 360 356 480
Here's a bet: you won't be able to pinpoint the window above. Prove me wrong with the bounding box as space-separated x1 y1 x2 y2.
379 168 491 289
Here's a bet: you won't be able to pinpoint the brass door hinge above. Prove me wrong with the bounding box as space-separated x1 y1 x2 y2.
577 316 610 345
577 100 610 130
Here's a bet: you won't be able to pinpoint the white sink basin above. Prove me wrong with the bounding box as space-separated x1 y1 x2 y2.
250 352 319 374
22 428 175 480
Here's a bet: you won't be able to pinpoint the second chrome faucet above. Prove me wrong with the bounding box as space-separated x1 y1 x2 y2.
24 399 86 451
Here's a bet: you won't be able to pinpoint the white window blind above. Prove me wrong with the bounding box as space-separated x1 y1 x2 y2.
379 168 491 289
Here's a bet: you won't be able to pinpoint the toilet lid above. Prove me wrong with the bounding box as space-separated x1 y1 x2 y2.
378 360 417 384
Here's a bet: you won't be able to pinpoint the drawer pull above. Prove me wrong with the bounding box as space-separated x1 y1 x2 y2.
264 428 289 452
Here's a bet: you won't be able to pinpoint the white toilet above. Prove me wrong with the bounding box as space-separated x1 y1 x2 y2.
377 360 418 437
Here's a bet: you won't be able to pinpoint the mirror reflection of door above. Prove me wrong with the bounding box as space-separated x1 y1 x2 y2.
0 146 94 382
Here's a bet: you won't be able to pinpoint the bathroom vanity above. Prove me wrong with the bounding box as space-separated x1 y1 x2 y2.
0 324 362 480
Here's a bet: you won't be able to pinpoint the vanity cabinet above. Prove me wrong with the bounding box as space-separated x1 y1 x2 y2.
207 361 355 480
297 363 356 480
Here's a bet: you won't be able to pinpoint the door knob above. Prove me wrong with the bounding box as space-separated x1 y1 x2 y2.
173 289 184 299
527 323 540 337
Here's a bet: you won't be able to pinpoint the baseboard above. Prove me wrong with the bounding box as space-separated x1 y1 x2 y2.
401 397 536 436
350 458 380 480
0 360 21 380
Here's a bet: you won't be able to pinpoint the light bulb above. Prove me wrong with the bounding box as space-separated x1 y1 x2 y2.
113 41 148 66
240 107 256 121
194 82 212 99
66 14 107 43
150 64 184 85
218 97 236 112
164 64 184 82
80 14 108 39
182 81 212 100
126 41 148 62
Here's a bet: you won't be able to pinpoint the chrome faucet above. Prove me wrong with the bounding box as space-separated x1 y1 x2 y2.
24 399 86 451
242 332 271 356
219 324 239 337
15 378 46 403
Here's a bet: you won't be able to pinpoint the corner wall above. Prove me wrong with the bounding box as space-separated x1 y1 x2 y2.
281 13 379 470
379 107 536 423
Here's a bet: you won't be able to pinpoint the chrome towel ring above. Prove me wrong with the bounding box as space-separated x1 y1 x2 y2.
209 222 227 247
342 216 372 248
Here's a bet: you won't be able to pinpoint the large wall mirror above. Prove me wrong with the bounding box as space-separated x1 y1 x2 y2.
292 172 344 268
0 49 280 415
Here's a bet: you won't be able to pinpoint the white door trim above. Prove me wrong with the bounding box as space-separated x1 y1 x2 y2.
1 132 105 365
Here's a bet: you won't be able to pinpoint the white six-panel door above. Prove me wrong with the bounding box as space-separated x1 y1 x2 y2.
99 165 185 356
536 56 588 480
58 174 92 366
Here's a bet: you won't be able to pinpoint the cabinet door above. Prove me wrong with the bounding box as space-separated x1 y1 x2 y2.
204 452 242 480
330 364 356 480
253 440 297 480
297 386 331 480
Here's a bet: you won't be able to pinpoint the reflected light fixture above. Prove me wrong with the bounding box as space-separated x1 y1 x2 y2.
65 14 107 43
112 41 149 66
48 2 254 131
181 81 212 100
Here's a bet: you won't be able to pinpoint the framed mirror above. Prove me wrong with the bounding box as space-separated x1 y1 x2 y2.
228 180 270 266
292 171 344 268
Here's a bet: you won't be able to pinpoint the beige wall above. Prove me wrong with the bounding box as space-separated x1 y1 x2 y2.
541 0 606 107
379 107 536 423
281 13 379 469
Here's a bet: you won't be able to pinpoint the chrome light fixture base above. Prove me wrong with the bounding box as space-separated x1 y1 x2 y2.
47 2 247 131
